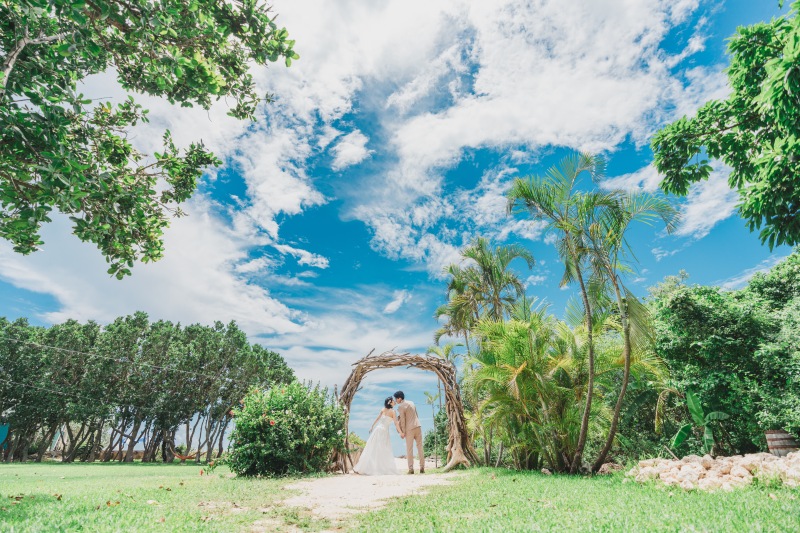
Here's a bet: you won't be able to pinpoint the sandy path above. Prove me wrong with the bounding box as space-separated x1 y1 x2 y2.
280 458 461 521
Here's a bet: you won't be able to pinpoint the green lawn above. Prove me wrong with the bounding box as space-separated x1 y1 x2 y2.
0 462 329 532
353 468 800 532
3 464 799 532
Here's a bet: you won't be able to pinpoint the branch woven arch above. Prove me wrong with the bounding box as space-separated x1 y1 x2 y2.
336 350 478 472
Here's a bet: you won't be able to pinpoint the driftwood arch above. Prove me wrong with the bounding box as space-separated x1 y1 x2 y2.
336 350 477 472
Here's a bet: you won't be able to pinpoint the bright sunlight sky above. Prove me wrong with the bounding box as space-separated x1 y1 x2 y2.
0 0 791 452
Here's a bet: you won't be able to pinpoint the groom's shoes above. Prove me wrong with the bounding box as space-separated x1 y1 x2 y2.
419 468 425 474
407 469 415 474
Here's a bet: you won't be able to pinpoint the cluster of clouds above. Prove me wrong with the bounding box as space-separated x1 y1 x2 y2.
0 0 750 389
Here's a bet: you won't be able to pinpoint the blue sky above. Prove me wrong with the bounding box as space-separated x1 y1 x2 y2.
0 0 791 454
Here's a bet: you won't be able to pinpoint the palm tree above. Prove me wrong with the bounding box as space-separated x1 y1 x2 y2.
427 342 459 440
435 238 534 351
424 390 441 467
436 238 534 465
434 265 479 358
465 297 668 472
586 191 679 470
507 152 614 473
461 237 534 321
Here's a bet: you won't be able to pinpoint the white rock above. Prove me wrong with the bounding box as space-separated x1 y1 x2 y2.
730 465 751 479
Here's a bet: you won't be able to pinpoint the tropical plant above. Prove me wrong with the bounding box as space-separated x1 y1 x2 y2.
507 152 613 473
671 391 730 454
652 0 800 249
0 0 298 277
649 254 800 452
435 264 480 357
435 239 533 353
464 294 669 472
586 191 679 470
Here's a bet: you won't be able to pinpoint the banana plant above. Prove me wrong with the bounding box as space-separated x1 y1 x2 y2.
671 391 730 454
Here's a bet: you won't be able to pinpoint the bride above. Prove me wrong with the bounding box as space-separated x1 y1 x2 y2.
353 396 399 475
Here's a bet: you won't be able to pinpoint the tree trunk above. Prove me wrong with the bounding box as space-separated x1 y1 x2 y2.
124 417 142 462
495 441 504 468
216 418 231 458
592 277 631 471
570 262 595 474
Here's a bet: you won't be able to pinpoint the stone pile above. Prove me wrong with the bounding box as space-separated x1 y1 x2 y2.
628 452 800 490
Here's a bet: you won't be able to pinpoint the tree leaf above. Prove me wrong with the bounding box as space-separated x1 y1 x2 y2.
671 424 693 449
686 391 705 426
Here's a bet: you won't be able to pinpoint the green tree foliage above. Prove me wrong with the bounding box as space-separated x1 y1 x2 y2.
227 382 345 476
0 313 294 463
648 252 800 453
0 0 298 277
435 238 533 357
507 152 633 473
670 391 730 454
464 298 667 472
652 1 800 249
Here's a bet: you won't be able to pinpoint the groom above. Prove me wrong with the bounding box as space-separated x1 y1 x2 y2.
394 390 424 474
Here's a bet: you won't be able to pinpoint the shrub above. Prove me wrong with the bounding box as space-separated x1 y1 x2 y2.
227 381 345 476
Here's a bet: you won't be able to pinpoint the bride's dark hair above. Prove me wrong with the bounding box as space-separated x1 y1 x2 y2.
384 396 394 409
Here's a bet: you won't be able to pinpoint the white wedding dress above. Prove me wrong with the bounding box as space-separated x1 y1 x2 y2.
353 415 399 475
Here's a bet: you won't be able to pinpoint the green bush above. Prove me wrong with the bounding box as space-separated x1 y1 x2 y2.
226 381 346 476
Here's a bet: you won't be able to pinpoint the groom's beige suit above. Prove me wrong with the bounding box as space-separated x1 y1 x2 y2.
396 400 424 472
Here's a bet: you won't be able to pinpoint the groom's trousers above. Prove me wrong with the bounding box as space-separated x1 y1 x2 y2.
405 426 424 471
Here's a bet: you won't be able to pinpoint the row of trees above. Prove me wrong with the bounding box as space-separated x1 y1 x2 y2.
0 312 294 463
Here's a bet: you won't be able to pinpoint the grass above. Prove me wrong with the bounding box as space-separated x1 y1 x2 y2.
0 462 330 532
352 467 800 532
4 463 799 532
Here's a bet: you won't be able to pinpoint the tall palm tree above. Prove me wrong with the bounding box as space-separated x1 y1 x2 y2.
507 152 616 473
586 191 679 470
435 238 534 350
434 265 479 358
461 237 535 321
435 239 533 465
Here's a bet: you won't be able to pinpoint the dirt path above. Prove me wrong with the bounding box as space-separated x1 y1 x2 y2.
280 459 462 522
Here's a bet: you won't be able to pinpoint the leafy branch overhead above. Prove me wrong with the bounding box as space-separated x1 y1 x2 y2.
652 0 800 250
0 0 298 278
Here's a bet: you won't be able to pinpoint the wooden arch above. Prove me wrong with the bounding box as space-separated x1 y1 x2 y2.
336 350 477 472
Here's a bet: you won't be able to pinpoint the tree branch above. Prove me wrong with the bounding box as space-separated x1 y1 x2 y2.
1 31 72 101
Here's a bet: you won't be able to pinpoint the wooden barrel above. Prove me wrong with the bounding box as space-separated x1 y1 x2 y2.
765 430 799 457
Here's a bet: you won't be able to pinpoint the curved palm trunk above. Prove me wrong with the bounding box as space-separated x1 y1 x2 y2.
592 276 630 471
570 262 594 474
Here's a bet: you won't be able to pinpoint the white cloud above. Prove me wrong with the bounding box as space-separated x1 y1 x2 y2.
525 275 547 287
652 246 682 261
330 130 373 170
383 290 412 314
0 201 304 335
273 244 330 269
674 166 739 239
718 255 788 290
603 165 663 193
